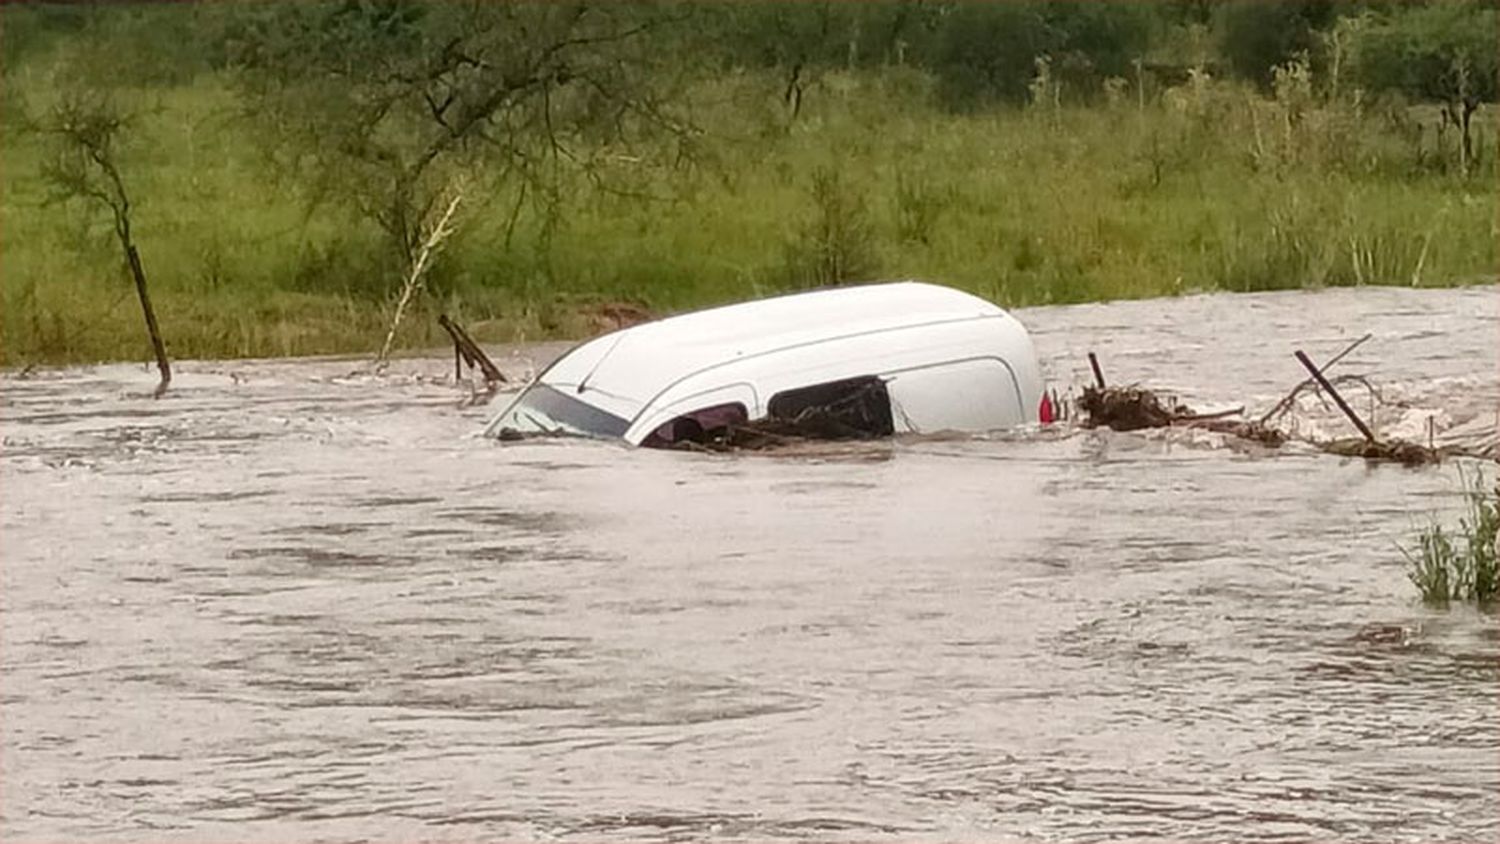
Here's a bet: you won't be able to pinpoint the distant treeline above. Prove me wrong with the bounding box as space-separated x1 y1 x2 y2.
4 0 1496 108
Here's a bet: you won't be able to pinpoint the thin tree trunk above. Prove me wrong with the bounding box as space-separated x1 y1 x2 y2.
1461 99 1476 177
125 243 171 397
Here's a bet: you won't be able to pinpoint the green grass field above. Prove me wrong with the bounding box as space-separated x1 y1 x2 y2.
2 69 1494 367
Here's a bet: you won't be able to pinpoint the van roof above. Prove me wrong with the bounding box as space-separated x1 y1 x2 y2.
537 281 1009 420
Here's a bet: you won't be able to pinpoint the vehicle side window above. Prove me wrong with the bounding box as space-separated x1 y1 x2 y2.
640 402 748 448
884 358 1023 433
765 376 894 438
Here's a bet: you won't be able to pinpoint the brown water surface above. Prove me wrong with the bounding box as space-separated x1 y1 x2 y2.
2 286 1497 842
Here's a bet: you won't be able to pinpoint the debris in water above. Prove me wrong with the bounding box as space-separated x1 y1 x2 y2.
1294 349 1376 442
1322 438 1440 466
1079 384 1286 445
1076 345 1482 464
1185 416 1287 447
1079 385 1189 432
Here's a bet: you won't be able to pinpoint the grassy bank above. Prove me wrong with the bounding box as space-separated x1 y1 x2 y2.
2 68 1495 367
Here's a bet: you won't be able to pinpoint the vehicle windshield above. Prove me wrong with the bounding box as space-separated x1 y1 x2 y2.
489 383 630 440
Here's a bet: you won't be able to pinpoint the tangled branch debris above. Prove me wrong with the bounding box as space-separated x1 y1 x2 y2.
1075 343 1487 465
1079 384 1286 445
1079 385 1187 431
1322 438 1440 466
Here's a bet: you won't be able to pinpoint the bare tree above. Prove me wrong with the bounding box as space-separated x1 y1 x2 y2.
40 93 171 396
228 2 695 357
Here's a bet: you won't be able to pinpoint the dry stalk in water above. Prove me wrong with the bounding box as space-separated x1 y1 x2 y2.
376 188 465 367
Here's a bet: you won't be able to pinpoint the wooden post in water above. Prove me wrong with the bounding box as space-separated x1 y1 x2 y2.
1294 349 1375 442
1087 352 1106 390
438 314 505 386
1257 333 1370 426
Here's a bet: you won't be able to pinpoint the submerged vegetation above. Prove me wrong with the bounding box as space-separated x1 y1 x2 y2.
1405 468 1499 608
0 1 1495 366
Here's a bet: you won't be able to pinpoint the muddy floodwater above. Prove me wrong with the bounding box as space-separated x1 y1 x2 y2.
3 286 1497 842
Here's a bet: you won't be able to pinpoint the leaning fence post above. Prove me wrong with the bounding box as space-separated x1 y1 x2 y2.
438 314 506 386
1087 352 1106 390
1294 349 1375 443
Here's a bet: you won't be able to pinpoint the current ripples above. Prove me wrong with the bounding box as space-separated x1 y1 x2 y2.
2 286 1497 842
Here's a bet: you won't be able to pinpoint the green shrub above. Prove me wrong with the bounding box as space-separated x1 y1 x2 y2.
1214 0 1339 89
780 165 877 289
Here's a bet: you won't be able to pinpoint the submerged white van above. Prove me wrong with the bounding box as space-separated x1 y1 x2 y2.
484 281 1049 448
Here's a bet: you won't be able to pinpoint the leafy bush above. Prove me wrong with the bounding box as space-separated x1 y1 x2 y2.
930 2 1153 109
1348 1 1498 174
1349 1 1498 105
931 4 1050 108
1214 0 1339 89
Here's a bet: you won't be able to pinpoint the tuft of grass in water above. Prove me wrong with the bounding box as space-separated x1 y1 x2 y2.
1404 468 1499 608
